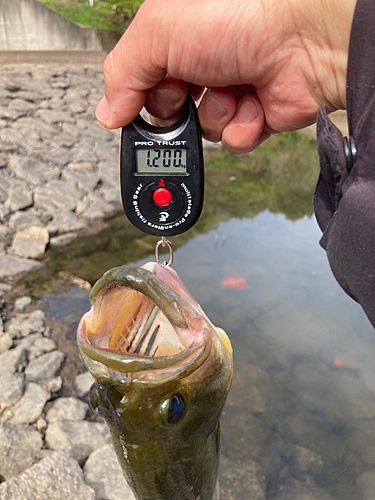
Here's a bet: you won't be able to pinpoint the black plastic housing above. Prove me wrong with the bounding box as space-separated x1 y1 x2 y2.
120 93 204 237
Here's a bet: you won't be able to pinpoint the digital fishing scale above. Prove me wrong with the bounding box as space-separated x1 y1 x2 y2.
120 93 204 246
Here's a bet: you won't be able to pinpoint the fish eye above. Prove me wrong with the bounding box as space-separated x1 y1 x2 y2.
160 393 186 425
169 394 185 424
89 383 100 413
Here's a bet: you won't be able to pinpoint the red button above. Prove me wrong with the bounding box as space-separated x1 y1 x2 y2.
153 187 172 206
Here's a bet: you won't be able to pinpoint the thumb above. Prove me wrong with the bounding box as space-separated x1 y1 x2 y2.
96 2 170 129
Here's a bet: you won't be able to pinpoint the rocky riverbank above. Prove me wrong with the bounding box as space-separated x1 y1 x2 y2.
0 286 136 499
0 63 122 283
0 62 143 500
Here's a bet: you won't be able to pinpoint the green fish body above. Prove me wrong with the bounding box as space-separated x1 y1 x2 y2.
77 262 233 500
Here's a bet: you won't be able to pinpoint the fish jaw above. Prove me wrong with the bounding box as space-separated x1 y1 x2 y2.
76 262 233 500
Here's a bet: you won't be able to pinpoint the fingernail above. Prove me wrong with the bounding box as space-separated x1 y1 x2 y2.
96 96 110 124
237 99 259 126
154 89 185 111
204 95 227 121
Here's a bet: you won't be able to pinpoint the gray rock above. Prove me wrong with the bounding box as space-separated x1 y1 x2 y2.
0 204 11 222
16 332 56 359
62 169 99 191
50 232 77 247
0 345 27 374
219 456 266 500
0 107 20 120
0 331 13 353
11 226 49 259
8 156 60 185
7 309 46 338
0 372 25 412
8 98 35 112
73 371 95 397
37 109 75 124
0 424 43 480
0 283 12 297
84 445 136 500
35 416 48 433
47 211 87 235
5 188 33 212
72 147 99 164
0 451 96 500
0 186 8 203
98 165 119 186
67 98 87 115
45 420 110 464
0 224 13 251
8 382 49 425
34 185 78 212
62 122 82 138
8 211 44 231
25 350 65 385
52 134 76 149
41 148 71 167
42 376 62 393
14 296 32 312
67 161 94 172
46 397 88 422
100 186 121 204
0 254 44 282
83 199 116 220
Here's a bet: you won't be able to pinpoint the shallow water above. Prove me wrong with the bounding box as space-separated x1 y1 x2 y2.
38 133 374 499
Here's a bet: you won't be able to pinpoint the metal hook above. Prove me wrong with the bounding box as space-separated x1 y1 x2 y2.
155 237 173 267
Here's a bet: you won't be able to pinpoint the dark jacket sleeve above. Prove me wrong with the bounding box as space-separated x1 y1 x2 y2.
314 0 375 328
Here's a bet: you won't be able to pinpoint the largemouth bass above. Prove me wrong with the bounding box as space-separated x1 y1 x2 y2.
77 262 233 500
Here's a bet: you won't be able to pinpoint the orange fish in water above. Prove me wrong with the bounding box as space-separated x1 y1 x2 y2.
220 277 247 290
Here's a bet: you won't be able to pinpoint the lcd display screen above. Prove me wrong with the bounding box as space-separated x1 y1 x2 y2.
136 148 187 175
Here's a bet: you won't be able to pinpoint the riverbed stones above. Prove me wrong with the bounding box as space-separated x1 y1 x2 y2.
0 451 96 500
11 226 49 259
83 444 136 500
6 309 46 337
46 397 88 422
0 255 44 282
0 64 127 271
73 370 95 397
45 420 110 464
25 350 65 385
0 424 43 480
47 211 87 235
0 372 25 412
5 188 33 212
7 382 49 425
13 296 31 313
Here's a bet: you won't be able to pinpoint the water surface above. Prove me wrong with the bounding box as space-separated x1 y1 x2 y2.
38 133 374 499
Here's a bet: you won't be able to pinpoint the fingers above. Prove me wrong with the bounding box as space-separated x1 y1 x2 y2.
96 1 172 129
199 88 237 142
199 89 269 154
222 94 267 154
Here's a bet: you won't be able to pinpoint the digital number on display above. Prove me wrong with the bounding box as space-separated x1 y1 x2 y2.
136 149 187 174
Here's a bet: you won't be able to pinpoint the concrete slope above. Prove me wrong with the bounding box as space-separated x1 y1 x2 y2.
0 0 102 51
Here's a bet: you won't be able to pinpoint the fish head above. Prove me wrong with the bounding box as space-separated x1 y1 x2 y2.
77 262 232 500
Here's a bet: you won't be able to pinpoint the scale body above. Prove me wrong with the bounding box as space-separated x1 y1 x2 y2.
120 94 204 237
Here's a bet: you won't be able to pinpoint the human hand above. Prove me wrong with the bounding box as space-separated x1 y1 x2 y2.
96 0 355 153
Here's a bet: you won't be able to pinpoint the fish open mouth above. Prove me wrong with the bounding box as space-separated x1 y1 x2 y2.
77 263 212 381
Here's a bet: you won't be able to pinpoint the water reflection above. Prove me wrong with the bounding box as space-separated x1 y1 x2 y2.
41 133 374 499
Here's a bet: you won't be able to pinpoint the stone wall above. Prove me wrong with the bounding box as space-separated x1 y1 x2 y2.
0 0 102 51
